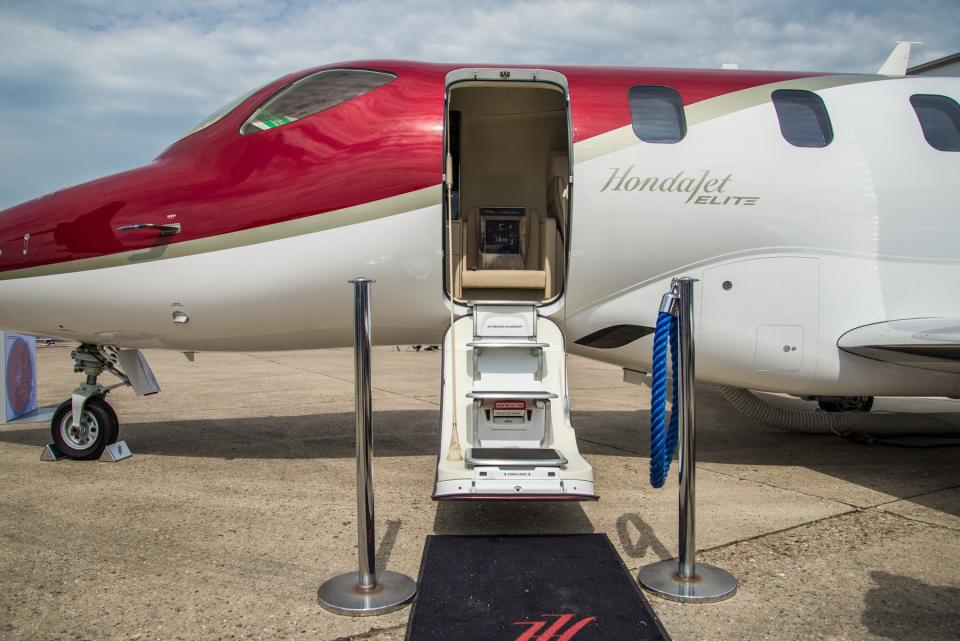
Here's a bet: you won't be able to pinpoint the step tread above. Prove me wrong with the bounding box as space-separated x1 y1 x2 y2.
467 391 557 400
466 448 568 467
466 341 550 349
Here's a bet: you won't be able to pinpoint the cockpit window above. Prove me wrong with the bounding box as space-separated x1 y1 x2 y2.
240 69 396 135
181 85 262 140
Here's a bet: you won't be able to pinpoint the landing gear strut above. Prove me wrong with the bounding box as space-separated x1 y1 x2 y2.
50 344 129 460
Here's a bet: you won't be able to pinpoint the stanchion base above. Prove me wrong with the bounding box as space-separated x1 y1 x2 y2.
638 560 737 603
317 570 416 616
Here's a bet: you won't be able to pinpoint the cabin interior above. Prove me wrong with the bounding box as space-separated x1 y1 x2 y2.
444 81 571 304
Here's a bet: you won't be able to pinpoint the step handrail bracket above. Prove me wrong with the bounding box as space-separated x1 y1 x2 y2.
638 277 737 603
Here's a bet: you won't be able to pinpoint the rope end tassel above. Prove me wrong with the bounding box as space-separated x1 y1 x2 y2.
447 420 463 461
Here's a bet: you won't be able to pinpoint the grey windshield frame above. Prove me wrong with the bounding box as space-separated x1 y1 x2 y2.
180 84 264 141
240 68 397 136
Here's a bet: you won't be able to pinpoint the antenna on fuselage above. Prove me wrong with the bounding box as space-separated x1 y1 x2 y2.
878 41 923 75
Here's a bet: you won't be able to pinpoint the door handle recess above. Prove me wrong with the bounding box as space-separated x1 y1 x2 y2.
116 223 181 237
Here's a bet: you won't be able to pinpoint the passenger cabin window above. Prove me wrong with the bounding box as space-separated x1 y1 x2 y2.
910 94 960 151
628 86 686 143
771 90 833 148
241 69 396 135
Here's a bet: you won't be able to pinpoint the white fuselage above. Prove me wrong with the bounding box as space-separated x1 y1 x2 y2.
1 75 958 398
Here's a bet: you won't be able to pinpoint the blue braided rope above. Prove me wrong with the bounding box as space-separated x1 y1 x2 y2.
666 314 679 466
649 311 680 487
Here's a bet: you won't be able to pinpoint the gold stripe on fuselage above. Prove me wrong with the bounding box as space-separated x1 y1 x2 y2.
575 74 878 163
0 74 882 281
0 185 442 281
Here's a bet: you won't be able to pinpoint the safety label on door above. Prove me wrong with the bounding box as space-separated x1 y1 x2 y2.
493 400 526 418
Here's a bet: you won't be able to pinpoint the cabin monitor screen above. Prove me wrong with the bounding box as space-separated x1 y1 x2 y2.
480 207 526 269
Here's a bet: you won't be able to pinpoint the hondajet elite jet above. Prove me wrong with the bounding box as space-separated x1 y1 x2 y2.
1 59 958 499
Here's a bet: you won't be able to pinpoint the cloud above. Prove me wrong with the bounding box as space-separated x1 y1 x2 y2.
0 0 956 208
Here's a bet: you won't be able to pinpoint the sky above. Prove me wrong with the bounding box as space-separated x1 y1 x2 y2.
0 0 956 210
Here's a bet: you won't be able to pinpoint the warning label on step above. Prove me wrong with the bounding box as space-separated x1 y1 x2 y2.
493 401 526 418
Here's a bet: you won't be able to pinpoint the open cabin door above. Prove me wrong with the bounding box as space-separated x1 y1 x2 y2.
442 68 573 313
435 69 593 501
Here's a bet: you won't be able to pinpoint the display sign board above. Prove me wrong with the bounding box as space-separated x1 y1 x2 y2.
2 331 38 423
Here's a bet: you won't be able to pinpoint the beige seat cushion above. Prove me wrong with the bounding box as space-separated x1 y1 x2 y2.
459 207 550 294
461 269 546 289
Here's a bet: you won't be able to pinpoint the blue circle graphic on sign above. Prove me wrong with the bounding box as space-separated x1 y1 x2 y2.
6 337 34 416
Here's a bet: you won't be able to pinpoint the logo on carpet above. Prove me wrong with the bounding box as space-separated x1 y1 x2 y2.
512 613 597 641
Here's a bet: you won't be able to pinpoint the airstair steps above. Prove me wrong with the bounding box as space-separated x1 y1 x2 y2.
434 303 596 500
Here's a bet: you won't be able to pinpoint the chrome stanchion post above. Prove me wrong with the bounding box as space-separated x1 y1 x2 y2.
354 276 377 591
317 278 417 616
638 277 737 603
677 277 697 581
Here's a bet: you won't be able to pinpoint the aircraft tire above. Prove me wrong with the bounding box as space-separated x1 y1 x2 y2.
99 397 121 444
50 396 118 460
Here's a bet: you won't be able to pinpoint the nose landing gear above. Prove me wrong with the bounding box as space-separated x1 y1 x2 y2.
50 344 129 460
51 395 119 460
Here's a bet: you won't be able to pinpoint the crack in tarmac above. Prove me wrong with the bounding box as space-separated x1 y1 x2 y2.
869 481 960 509
691 481 960 560
333 623 407 640
877 508 960 532
698 464 866 510
575 435 637 455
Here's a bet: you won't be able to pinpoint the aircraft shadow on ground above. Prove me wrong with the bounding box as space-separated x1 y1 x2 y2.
1 386 957 517
433 500 596 536
862 570 960 641
428 499 672 559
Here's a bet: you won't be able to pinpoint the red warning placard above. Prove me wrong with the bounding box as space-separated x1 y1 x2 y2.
493 400 526 418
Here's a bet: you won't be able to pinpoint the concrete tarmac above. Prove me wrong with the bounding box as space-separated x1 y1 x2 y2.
1 344 959 641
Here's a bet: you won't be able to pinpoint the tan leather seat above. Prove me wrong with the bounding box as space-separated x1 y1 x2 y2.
461 269 546 289
460 208 549 292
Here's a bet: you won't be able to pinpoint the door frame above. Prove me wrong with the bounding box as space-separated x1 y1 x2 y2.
441 68 574 317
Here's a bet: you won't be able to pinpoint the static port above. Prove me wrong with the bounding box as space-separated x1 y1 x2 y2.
172 311 189 324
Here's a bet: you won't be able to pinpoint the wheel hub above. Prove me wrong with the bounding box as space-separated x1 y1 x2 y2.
61 411 99 449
